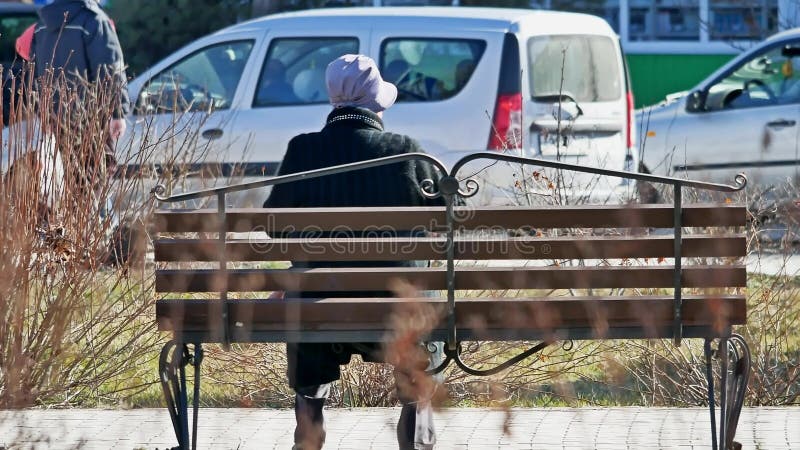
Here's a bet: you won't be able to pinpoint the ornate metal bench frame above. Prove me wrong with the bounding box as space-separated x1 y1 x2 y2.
153 152 750 450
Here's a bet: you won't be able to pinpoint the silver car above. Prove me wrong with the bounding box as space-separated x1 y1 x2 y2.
637 29 800 189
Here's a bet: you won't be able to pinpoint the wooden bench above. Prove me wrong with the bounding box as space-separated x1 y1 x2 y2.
151 153 750 450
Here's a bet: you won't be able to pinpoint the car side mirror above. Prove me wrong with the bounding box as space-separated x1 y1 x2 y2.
135 84 188 115
135 90 156 115
686 90 706 113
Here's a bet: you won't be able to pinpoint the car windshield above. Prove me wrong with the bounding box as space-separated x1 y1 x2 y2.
704 42 800 110
528 35 621 103
0 13 38 64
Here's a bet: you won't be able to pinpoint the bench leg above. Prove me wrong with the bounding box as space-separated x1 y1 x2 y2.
159 340 204 450
191 344 204 450
705 335 751 450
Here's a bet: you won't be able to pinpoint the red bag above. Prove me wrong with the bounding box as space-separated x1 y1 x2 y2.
15 24 34 61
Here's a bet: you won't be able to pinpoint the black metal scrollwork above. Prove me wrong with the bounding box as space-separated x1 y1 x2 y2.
151 153 749 204
151 184 169 202
420 178 442 199
733 173 748 190
458 179 480 199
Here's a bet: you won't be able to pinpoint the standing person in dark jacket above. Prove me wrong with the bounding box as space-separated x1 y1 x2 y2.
31 0 130 192
264 54 445 450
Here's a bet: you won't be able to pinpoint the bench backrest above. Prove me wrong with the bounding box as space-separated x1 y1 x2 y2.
153 202 747 346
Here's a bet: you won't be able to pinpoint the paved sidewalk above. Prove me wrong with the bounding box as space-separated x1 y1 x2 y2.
2 407 799 449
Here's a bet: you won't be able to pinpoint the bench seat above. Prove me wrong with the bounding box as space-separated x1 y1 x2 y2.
157 294 746 342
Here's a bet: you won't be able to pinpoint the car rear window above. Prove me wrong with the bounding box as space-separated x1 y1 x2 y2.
253 37 359 107
528 35 621 103
380 38 486 102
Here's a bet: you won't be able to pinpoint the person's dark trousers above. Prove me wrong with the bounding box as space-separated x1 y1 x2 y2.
395 367 437 450
292 375 436 450
291 343 443 450
293 385 329 450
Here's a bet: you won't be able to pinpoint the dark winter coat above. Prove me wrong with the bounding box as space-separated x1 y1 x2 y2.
263 106 446 388
32 0 130 118
265 106 443 212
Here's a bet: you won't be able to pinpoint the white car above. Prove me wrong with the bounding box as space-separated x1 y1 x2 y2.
122 7 636 206
638 28 800 189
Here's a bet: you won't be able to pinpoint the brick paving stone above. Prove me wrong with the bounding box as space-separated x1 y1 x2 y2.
2 407 800 449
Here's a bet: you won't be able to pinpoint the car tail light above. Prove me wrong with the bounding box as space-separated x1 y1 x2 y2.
489 33 522 151
488 93 523 150
626 90 635 151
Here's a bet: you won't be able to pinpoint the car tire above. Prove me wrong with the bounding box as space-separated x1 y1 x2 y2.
636 164 662 204
105 219 148 269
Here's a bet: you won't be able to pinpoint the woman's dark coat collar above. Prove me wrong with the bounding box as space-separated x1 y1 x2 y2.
325 106 384 131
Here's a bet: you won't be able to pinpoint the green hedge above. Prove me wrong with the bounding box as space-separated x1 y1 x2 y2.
108 0 247 76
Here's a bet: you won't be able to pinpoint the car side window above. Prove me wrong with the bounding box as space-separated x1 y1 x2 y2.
380 38 486 103
253 38 359 107
137 40 254 114
705 41 800 111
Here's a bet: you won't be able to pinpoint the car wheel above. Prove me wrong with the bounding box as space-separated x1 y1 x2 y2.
636 163 662 204
105 219 148 269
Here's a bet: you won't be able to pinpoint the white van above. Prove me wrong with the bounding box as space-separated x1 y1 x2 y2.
123 7 635 206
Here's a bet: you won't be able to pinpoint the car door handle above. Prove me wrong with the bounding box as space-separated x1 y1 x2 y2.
202 128 224 140
766 119 796 128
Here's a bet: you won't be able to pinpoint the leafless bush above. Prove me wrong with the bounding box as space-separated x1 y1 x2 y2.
199 344 293 407
0 61 214 408
610 183 800 406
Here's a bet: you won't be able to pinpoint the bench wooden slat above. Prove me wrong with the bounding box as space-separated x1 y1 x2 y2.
154 235 746 262
156 295 746 337
155 265 746 292
153 204 747 233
